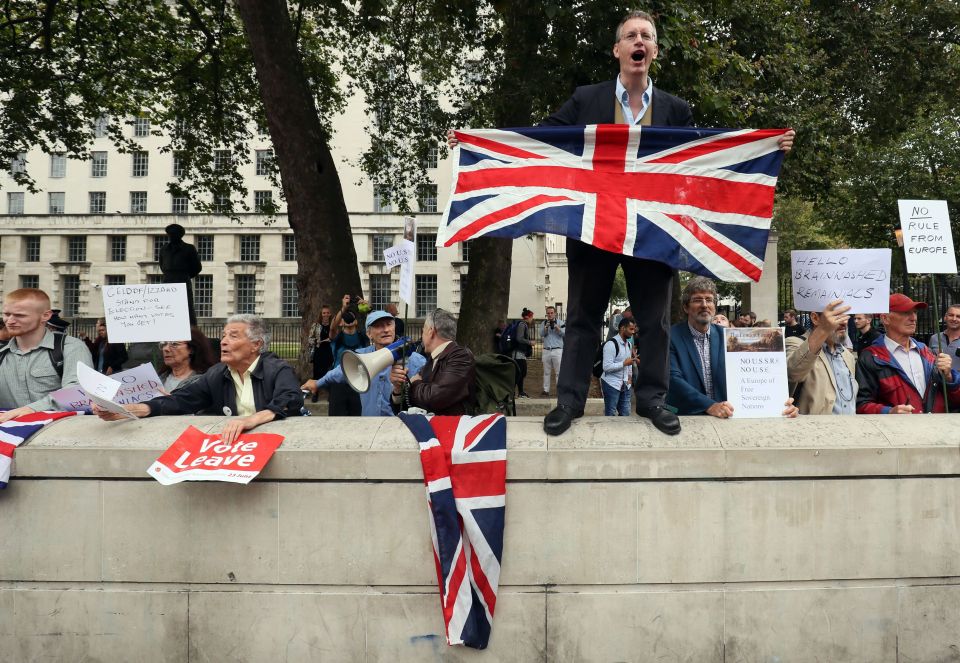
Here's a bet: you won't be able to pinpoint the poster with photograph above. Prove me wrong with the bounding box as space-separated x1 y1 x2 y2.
724 327 789 418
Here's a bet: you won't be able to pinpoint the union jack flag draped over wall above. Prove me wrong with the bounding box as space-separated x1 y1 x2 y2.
1 411 80 489
439 124 789 282
399 412 507 650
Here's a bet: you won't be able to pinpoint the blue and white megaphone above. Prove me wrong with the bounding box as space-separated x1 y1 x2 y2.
342 336 411 393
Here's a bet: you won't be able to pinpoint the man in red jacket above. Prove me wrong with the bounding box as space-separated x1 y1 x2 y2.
856 293 960 414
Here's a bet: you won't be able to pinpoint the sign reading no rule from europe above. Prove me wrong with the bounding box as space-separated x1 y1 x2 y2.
898 200 957 274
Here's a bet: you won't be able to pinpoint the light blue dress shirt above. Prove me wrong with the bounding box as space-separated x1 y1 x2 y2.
316 346 426 416
615 75 653 125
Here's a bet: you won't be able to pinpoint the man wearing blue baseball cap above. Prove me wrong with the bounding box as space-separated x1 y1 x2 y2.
302 310 426 416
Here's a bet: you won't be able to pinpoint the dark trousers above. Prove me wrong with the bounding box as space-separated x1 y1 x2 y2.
328 382 361 416
514 356 527 396
556 239 673 413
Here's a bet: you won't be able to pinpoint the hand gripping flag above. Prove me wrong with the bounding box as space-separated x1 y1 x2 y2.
1 411 81 489
440 124 789 282
399 412 507 650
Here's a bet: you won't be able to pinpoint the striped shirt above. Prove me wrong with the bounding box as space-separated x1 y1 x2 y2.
688 324 713 399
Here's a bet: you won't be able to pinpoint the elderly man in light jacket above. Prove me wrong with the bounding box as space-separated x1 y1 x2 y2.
786 300 858 415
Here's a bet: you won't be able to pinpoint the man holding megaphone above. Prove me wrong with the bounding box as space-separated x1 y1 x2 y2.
301 310 426 416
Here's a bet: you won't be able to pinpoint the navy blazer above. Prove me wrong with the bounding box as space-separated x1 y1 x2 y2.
541 80 693 127
666 322 726 415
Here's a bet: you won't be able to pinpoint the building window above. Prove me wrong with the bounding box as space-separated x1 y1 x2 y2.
240 235 260 262
417 183 438 213
281 275 300 317
146 274 163 285
130 191 147 213
282 234 297 262
93 115 109 138
253 190 273 213
213 149 232 173
132 150 149 177
50 153 66 178
255 149 273 176
11 152 26 173
110 236 127 262
173 151 186 178
196 235 214 261
415 274 438 318
61 275 81 315
133 115 150 137
372 234 393 262
194 274 213 317
89 191 106 214
48 192 65 215
174 117 189 137
20 275 39 290
422 143 439 169
235 274 257 314
24 236 41 262
91 151 108 177
105 274 126 286
373 184 392 213
7 192 24 215
369 274 391 311
68 236 87 262
461 240 471 262
417 233 438 261
212 192 230 213
171 194 189 215
153 235 169 262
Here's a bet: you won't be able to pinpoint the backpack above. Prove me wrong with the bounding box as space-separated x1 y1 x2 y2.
472 353 517 416
498 321 522 355
591 338 620 378
0 332 66 379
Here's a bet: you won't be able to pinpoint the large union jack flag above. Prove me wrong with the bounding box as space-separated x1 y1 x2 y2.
399 412 507 650
439 124 789 282
1 411 80 489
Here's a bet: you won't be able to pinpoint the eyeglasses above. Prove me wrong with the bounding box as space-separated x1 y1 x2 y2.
688 297 716 306
620 31 656 44
159 341 185 348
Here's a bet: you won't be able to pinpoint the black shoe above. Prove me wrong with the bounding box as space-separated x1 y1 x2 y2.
636 405 681 436
544 404 584 436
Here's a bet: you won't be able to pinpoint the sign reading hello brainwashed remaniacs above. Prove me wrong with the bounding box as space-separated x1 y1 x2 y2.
52 362 164 412
102 283 191 344
898 199 957 274
148 425 285 485
724 327 789 419
791 249 891 314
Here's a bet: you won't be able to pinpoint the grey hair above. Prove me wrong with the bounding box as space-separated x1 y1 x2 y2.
615 10 658 43
425 308 458 341
681 276 718 307
226 314 271 352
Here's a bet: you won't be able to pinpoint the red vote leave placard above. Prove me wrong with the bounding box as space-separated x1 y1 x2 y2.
148 425 284 485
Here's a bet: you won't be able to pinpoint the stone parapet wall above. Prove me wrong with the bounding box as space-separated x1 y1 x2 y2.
2 415 959 661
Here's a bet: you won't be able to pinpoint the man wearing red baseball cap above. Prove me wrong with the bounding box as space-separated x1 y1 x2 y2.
856 293 960 414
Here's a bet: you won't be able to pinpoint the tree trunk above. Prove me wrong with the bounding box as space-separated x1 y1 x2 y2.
456 3 541 353
234 0 362 375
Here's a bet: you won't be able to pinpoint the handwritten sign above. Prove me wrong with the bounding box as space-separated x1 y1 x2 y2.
148 425 284 484
791 249 891 314
383 242 413 269
110 363 165 405
102 283 191 344
51 385 92 411
76 362 137 419
724 327 789 418
396 216 417 305
898 200 957 274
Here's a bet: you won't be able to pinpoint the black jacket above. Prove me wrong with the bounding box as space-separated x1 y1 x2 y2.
146 352 302 418
404 342 477 416
541 80 693 127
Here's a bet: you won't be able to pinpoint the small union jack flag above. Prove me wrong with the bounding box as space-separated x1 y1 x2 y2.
439 124 789 282
399 412 507 650
1 411 80 489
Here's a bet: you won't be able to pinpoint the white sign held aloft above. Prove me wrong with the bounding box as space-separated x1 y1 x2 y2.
102 283 191 344
898 199 957 274
791 249 891 314
396 216 417 306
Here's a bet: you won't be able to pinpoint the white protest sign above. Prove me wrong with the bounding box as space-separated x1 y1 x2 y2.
51 385 92 411
898 200 957 274
110 363 165 405
724 327 789 419
76 362 137 419
397 216 417 305
102 283 191 344
383 242 413 269
791 249 891 314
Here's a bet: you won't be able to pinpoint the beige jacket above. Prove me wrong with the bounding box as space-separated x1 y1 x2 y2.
785 333 857 415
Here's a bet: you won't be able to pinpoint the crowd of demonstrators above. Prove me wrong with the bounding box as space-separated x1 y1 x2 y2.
391 309 475 415
80 318 128 375
0 288 93 424
540 306 565 395
303 308 426 416
158 326 218 393
307 303 334 402
785 300 857 415
929 304 960 372
856 294 960 414
94 315 302 443
600 317 637 416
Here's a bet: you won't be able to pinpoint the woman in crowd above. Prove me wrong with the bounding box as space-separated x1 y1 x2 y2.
82 319 128 374
157 326 217 392
93 315 302 444
307 304 334 402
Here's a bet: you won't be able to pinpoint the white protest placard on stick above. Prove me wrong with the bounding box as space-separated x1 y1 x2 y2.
791 249 891 314
76 362 137 419
724 327 789 419
102 283 191 344
898 199 957 274
394 216 417 306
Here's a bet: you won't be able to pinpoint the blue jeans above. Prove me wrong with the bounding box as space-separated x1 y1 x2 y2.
601 379 631 416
